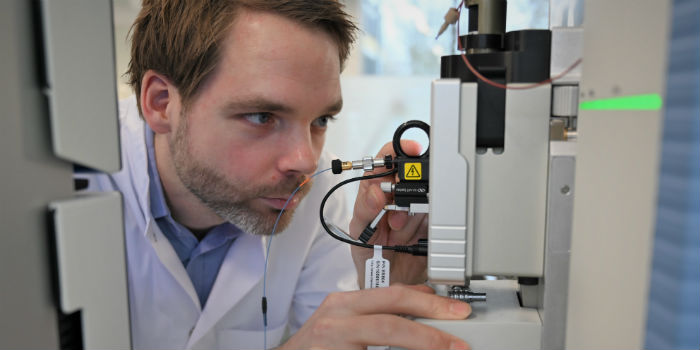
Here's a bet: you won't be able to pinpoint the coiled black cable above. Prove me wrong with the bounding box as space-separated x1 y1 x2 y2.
319 168 428 256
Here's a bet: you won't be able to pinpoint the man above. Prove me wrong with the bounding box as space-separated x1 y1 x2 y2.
90 0 471 348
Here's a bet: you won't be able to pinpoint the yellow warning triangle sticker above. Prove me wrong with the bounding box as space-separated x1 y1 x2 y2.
405 163 422 179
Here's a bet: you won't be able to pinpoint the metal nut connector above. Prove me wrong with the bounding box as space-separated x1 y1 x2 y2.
380 182 394 193
362 156 374 171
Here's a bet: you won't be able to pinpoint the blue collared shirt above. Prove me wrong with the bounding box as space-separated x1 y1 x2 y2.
145 125 240 308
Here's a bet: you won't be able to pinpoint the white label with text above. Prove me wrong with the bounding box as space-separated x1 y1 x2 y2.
365 245 390 289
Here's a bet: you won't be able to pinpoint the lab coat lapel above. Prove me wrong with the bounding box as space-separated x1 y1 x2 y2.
186 233 266 348
128 106 202 312
145 219 201 310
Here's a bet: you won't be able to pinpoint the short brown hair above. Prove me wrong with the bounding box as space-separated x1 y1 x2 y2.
126 0 358 115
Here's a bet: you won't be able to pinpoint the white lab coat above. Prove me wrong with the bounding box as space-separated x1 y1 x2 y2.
83 96 358 349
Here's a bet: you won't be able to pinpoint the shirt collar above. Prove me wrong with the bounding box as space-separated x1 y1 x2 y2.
145 124 171 219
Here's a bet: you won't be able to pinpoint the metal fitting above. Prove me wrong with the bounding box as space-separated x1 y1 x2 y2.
362 156 374 171
348 156 389 171
448 286 487 303
384 203 429 216
380 182 394 193
332 155 393 174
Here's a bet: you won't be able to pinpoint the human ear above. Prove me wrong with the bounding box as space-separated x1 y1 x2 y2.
140 70 178 134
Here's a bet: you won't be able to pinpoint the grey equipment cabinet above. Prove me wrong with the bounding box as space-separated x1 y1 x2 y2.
0 0 130 348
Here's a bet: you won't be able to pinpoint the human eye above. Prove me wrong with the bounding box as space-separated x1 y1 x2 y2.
311 115 337 129
242 112 274 125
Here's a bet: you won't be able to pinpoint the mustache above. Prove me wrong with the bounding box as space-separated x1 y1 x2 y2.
256 175 310 197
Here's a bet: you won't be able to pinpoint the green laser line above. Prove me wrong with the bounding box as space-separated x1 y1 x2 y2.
579 93 663 111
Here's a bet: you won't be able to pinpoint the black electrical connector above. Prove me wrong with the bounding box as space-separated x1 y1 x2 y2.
384 155 394 169
392 239 428 256
358 225 376 244
261 296 268 326
331 159 343 174
415 238 428 256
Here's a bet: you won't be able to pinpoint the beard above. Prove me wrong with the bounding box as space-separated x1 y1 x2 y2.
169 113 311 236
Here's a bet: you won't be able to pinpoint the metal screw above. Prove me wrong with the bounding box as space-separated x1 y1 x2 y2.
561 185 571 195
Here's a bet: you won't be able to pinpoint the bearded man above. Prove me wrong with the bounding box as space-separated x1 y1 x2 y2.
86 1 472 348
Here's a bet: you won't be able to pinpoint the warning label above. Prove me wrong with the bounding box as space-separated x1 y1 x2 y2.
404 163 422 180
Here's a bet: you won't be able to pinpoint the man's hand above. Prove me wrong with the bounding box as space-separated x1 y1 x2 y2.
279 284 471 350
349 140 428 285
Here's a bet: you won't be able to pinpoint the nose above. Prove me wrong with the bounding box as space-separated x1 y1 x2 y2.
277 128 318 176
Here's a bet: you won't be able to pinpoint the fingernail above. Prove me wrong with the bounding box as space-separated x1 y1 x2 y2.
450 340 470 350
450 301 470 316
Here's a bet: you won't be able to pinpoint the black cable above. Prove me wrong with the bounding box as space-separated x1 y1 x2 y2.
319 168 428 256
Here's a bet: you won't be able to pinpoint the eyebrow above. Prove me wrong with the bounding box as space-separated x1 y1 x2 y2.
222 98 293 114
223 97 343 115
326 98 343 114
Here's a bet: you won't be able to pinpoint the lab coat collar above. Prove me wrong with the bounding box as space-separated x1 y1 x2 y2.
186 233 266 348
145 218 202 311
121 98 205 309
119 96 154 229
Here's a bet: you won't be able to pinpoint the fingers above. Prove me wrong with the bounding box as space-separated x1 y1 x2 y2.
373 139 422 159
375 212 425 246
350 181 418 242
386 210 426 235
388 139 422 158
399 284 436 294
348 314 470 350
363 184 386 217
323 285 471 320
387 210 409 231
372 140 421 161
349 185 386 240
288 286 470 350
